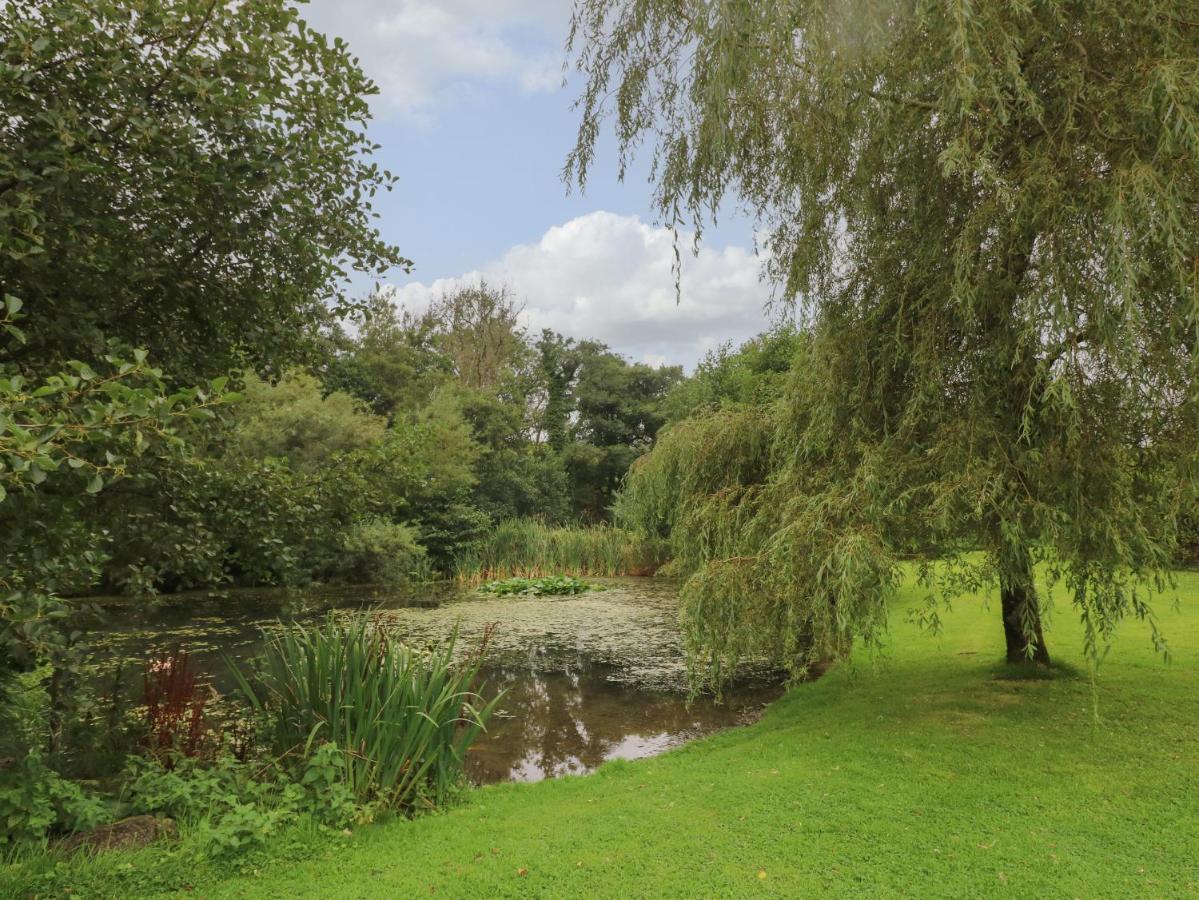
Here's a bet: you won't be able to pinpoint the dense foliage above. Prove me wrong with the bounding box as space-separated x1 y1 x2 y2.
0 0 690 853
574 0 1199 682
1 0 407 686
0 0 407 378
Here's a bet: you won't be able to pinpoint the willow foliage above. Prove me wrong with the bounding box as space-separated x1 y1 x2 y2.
582 1 1199 683
619 387 896 686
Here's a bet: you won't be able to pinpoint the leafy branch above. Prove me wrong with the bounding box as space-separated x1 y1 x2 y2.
1 295 238 503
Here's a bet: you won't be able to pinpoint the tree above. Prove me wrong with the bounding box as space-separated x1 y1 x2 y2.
1 0 407 379
1 0 405 670
320 295 452 422
528 331 681 520
229 371 386 473
426 282 527 393
571 1 1198 675
662 326 803 423
568 345 681 520
533 330 583 453
439 384 569 524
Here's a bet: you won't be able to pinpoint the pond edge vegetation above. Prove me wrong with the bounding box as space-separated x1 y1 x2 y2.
453 519 663 583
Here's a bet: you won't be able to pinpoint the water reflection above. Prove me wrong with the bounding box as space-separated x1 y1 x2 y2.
469 661 776 783
84 578 782 783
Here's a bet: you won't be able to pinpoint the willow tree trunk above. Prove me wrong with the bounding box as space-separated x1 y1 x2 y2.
998 552 1050 664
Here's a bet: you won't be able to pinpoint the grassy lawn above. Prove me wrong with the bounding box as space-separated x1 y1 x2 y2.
7 570 1198 899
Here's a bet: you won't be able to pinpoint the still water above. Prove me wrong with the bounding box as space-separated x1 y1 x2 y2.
86 578 781 783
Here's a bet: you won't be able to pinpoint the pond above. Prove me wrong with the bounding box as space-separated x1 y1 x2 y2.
84 578 782 784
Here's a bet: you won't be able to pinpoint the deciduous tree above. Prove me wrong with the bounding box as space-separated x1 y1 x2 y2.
573 0 1199 675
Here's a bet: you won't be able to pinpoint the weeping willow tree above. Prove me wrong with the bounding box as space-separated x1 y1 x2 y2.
579 1 1199 681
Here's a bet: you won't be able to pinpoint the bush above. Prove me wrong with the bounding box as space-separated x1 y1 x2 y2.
0 751 108 846
340 518 430 586
229 371 387 473
231 615 499 813
123 750 358 856
143 651 211 764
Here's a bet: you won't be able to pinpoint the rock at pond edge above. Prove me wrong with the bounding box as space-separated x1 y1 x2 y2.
57 815 178 854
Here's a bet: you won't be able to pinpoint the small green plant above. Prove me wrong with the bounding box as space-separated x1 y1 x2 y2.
477 575 605 597
122 748 365 857
123 754 298 856
0 751 108 846
230 615 499 814
297 743 360 827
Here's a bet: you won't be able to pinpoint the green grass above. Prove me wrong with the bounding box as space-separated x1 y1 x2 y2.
6 570 1198 898
454 519 659 582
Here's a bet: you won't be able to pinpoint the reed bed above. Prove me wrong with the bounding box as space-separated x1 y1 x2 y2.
453 519 662 583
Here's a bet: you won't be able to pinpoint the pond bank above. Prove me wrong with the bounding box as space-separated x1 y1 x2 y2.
10 568 1197 898
79 577 783 783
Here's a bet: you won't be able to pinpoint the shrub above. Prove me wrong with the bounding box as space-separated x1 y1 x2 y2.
122 751 357 856
143 651 210 764
231 615 499 813
0 751 108 846
339 518 430 586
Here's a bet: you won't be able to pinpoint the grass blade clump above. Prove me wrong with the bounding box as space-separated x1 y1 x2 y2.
455 519 662 582
230 615 499 814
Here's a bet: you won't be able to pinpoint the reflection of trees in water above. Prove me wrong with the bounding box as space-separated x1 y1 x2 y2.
77 580 782 784
466 652 775 783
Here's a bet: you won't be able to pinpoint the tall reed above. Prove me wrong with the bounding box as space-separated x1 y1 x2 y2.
453 519 662 582
230 615 499 813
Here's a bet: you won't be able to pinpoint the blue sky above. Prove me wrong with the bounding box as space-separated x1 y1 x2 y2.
302 0 777 368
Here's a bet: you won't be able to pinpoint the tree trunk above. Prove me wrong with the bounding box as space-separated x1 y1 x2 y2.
999 557 1050 665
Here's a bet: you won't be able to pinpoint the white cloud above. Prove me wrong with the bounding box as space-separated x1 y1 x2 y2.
386 212 782 369
298 0 567 119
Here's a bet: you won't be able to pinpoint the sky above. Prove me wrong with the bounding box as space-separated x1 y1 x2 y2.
301 0 780 369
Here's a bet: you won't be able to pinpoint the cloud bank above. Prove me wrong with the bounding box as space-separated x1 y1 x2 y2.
387 212 780 369
300 0 566 119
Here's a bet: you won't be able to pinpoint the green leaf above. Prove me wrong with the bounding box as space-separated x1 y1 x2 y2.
86 473 104 494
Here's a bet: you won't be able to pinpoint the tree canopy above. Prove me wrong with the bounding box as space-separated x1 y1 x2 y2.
0 0 406 676
574 0 1199 679
1 0 406 379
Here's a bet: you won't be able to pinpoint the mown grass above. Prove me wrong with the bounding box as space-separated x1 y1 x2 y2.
453 519 660 582
5 569 1197 898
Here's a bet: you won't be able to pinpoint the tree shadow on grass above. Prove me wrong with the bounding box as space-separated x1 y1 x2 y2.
987 658 1085 683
